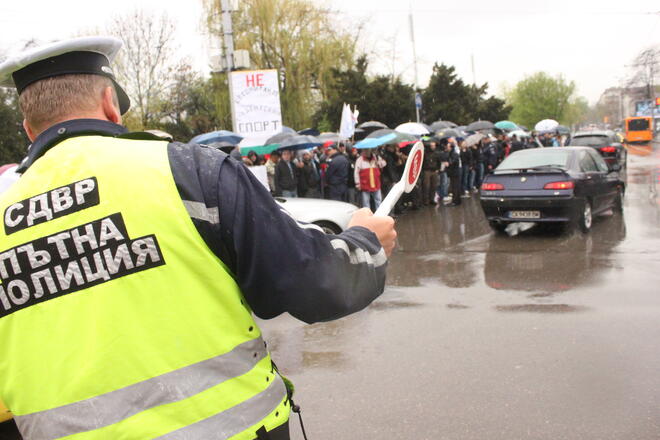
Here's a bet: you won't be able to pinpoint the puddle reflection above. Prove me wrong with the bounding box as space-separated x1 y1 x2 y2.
387 197 627 294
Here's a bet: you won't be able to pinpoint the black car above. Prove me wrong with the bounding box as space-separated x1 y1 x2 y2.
569 130 627 170
480 147 624 233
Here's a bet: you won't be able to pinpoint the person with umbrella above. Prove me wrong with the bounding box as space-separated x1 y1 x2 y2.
298 150 321 198
510 134 525 154
265 150 281 194
275 148 303 197
472 137 487 191
421 140 441 206
445 138 462 206
325 143 351 202
483 136 499 174
355 148 387 210
436 138 451 204
459 138 474 197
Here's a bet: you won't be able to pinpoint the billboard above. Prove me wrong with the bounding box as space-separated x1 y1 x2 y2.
635 100 660 117
229 70 283 146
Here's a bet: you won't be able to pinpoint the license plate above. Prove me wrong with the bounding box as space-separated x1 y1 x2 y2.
509 210 540 219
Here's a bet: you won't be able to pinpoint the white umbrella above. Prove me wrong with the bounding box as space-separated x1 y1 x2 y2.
534 119 559 132
465 133 486 147
395 122 430 136
508 130 530 138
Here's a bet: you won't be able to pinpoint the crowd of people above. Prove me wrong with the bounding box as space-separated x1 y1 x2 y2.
240 130 570 213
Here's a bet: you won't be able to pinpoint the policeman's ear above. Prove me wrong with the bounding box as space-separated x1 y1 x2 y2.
23 119 37 142
101 86 122 125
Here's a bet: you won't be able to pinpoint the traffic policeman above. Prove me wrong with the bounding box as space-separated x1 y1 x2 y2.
0 36 396 440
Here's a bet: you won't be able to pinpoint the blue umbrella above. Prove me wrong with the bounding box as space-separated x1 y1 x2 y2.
190 130 243 145
354 133 397 149
277 135 322 151
298 128 320 136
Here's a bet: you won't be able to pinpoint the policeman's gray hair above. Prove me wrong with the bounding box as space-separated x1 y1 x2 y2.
19 74 119 135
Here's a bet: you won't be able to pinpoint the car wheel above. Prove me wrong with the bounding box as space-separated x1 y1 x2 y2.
578 200 592 233
488 221 508 234
314 221 342 235
614 187 624 212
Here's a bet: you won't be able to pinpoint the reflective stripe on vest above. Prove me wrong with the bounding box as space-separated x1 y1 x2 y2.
0 136 290 439
15 338 272 439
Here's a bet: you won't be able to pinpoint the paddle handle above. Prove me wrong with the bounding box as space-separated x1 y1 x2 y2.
374 181 404 217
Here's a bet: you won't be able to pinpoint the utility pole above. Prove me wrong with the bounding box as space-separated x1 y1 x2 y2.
471 54 476 85
409 4 420 123
220 0 236 74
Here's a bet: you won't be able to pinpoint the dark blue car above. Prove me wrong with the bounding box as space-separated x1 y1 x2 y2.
480 147 625 233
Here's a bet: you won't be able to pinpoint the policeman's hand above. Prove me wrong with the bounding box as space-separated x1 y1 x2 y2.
348 208 397 256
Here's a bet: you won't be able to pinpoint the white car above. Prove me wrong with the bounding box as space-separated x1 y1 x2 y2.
274 197 358 234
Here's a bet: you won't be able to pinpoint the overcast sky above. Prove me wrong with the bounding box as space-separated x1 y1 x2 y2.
1 0 658 104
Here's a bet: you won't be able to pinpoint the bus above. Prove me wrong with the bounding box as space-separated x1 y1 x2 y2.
625 116 653 144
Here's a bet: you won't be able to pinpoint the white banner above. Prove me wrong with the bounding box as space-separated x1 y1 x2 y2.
229 70 283 147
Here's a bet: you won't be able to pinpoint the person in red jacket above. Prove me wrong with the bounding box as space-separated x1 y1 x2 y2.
354 148 386 210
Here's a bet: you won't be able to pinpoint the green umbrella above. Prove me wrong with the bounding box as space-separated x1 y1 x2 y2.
495 120 519 131
239 144 281 156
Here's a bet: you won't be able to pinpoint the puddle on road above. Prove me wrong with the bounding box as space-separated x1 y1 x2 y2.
370 300 422 311
495 304 590 314
302 350 346 369
446 303 471 310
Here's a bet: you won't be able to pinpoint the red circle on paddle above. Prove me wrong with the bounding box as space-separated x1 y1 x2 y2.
408 149 423 186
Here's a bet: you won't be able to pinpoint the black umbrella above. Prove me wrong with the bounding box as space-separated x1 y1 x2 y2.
298 128 320 136
435 128 461 139
265 131 295 145
353 128 368 141
430 121 453 132
466 120 495 131
357 121 389 132
277 135 322 151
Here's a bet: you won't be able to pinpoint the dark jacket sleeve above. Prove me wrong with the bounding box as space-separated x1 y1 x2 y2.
168 142 388 324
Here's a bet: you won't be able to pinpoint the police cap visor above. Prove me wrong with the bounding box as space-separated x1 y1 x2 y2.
11 51 130 115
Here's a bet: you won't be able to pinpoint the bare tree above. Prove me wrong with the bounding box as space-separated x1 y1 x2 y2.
108 10 179 130
625 45 660 98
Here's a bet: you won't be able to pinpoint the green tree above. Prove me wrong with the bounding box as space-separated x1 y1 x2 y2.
0 88 29 164
564 96 590 127
422 63 511 124
313 55 415 129
507 72 579 128
204 0 357 130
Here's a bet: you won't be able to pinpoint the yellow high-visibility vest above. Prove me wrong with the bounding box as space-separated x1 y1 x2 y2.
0 136 290 439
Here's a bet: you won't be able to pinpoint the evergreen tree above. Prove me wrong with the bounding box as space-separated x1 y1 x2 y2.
0 88 29 164
422 63 511 125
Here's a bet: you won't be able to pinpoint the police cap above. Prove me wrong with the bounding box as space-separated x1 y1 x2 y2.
0 36 130 114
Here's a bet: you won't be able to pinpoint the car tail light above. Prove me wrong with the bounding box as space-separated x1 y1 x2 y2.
544 181 574 190
482 183 504 191
600 146 616 153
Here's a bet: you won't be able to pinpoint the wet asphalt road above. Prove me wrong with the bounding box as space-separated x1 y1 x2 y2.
260 149 660 440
